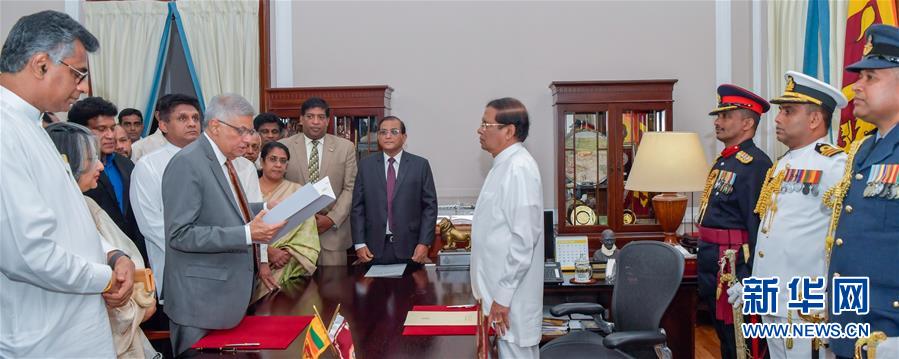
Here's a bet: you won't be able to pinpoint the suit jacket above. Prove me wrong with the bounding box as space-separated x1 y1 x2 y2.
84 154 148 264
161 135 263 329
351 151 437 260
828 128 899 357
280 133 357 252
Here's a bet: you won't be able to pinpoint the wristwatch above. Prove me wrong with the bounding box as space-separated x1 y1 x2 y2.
107 250 130 269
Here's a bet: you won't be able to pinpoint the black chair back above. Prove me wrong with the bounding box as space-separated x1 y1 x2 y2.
611 241 684 332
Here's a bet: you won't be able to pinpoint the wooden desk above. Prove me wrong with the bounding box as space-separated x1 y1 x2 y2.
196 265 477 359
544 272 698 359
193 265 696 358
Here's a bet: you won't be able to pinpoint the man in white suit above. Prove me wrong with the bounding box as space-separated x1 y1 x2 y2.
471 97 544 358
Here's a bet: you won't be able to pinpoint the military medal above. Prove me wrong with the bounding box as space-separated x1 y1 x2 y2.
724 171 737 194
782 169 793 193
866 165 886 197
881 165 899 198
802 170 822 196
713 171 725 195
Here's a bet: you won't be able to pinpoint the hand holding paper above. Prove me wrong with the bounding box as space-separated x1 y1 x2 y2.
263 177 337 240
250 209 286 243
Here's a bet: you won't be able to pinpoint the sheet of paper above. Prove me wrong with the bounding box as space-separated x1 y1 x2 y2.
364 263 407 278
404 311 477 326
263 177 336 240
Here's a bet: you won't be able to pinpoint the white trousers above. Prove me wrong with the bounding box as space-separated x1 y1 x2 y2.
860 337 899 359
762 315 833 359
497 339 539 359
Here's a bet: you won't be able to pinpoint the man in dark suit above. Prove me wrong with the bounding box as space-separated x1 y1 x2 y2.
69 96 147 264
351 116 438 264
161 94 285 355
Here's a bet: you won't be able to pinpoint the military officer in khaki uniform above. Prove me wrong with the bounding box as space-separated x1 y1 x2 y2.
727 71 848 359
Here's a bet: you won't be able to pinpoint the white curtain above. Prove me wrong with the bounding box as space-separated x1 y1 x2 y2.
766 0 809 159
766 0 848 158
83 1 169 114
176 0 260 111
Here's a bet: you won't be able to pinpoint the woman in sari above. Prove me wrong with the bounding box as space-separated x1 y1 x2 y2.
255 141 321 300
46 123 158 359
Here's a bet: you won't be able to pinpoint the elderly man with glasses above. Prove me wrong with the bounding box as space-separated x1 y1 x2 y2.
351 116 438 265
0 10 136 357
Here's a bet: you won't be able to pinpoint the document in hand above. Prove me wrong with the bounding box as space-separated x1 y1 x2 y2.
263 176 336 240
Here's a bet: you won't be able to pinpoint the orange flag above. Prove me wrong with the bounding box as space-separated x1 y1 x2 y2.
839 0 898 148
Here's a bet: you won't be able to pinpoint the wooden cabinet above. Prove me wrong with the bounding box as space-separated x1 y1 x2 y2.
551 80 677 246
262 85 394 159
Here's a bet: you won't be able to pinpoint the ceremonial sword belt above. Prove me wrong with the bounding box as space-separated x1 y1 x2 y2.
699 226 750 324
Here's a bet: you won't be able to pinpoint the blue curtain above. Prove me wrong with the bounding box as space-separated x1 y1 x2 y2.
141 2 206 137
802 0 831 83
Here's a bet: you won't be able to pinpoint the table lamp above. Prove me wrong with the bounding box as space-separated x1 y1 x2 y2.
624 132 710 245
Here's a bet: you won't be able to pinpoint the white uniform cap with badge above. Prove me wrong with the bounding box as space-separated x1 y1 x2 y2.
770 71 848 115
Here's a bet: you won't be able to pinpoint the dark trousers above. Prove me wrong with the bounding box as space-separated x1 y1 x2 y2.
372 234 415 265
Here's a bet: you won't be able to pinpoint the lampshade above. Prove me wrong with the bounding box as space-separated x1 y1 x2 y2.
624 132 710 193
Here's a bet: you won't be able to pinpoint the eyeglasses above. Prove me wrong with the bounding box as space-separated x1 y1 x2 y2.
219 120 257 137
265 156 289 164
303 113 328 121
479 122 508 130
58 60 89 85
378 128 402 137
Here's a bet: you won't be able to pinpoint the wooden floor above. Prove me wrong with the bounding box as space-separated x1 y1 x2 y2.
695 323 722 359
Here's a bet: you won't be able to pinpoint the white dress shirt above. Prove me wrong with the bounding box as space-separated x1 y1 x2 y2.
752 138 847 317
355 151 403 250
130 141 180 298
1 86 116 357
470 143 544 346
130 130 167 163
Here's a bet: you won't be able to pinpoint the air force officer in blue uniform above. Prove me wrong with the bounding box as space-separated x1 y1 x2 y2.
827 24 899 359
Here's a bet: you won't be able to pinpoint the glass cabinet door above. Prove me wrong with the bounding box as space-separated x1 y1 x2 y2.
620 109 667 226
564 111 609 227
333 115 380 159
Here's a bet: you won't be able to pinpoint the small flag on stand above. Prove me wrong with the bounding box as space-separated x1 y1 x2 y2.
301 307 331 359
327 308 356 359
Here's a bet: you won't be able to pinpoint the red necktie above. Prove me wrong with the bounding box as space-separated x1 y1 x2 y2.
387 157 396 230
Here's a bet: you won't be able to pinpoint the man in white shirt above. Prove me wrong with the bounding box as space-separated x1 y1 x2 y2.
131 93 203 300
0 10 134 357
470 98 544 359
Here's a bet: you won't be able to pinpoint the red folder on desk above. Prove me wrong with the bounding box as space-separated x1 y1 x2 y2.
191 316 312 350
402 305 493 336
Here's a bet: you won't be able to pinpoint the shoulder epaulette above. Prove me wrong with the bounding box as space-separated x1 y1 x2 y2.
736 151 753 164
815 143 844 157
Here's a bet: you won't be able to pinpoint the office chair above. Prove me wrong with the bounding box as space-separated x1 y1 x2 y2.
540 241 685 359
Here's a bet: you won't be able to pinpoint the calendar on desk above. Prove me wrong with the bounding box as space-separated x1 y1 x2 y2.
554 235 589 271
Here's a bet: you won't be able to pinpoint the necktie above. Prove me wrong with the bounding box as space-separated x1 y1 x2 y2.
308 139 320 182
225 159 259 269
224 159 252 222
387 157 396 231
